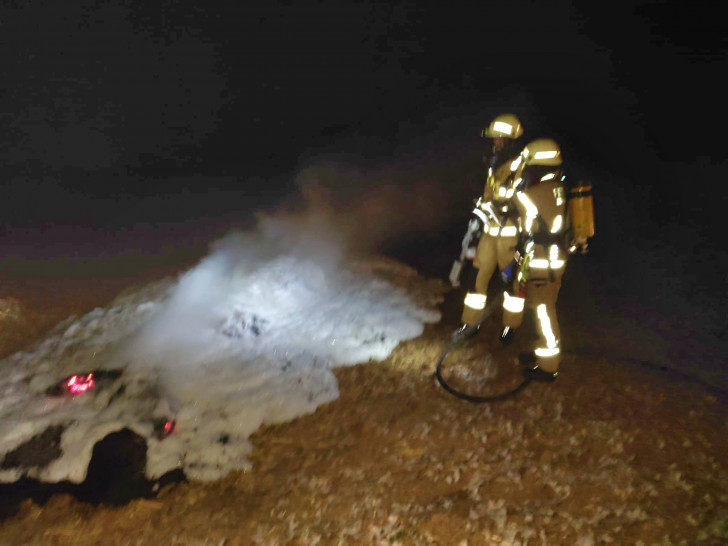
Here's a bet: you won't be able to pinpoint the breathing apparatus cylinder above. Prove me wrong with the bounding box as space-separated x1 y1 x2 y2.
568 181 595 244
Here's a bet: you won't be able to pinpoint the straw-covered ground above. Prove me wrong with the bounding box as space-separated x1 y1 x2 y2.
0 259 726 546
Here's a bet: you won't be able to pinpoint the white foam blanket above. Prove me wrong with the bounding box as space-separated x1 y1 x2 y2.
0 221 441 483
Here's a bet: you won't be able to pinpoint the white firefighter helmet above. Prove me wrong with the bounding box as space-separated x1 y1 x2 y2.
522 138 562 166
482 113 524 139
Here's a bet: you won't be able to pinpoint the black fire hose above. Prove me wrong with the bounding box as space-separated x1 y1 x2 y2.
435 292 533 403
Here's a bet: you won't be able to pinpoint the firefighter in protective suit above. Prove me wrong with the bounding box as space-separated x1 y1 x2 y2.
501 138 569 382
454 113 525 340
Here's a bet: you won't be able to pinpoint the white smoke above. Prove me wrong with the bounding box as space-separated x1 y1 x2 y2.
112 214 346 385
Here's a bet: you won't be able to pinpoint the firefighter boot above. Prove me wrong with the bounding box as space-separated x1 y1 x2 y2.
498 326 515 346
522 366 558 382
451 323 480 343
519 352 558 382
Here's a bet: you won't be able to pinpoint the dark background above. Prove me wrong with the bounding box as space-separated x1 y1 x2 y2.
1 0 726 383
1 1 724 226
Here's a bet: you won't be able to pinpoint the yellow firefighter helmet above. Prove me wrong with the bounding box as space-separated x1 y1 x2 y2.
481 113 524 139
522 138 563 166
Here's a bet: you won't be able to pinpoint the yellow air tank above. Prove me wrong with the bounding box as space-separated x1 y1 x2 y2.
568 181 595 241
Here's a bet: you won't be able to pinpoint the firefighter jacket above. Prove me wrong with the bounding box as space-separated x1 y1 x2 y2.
475 150 523 239
512 164 568 285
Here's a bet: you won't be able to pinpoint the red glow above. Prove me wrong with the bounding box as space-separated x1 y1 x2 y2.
163 420 176 437
66 373 95 395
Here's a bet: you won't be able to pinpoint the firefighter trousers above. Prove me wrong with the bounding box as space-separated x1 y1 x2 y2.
460 233 517 325
502 277 563 373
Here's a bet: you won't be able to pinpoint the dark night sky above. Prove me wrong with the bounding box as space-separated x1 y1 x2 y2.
0 0 726 263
